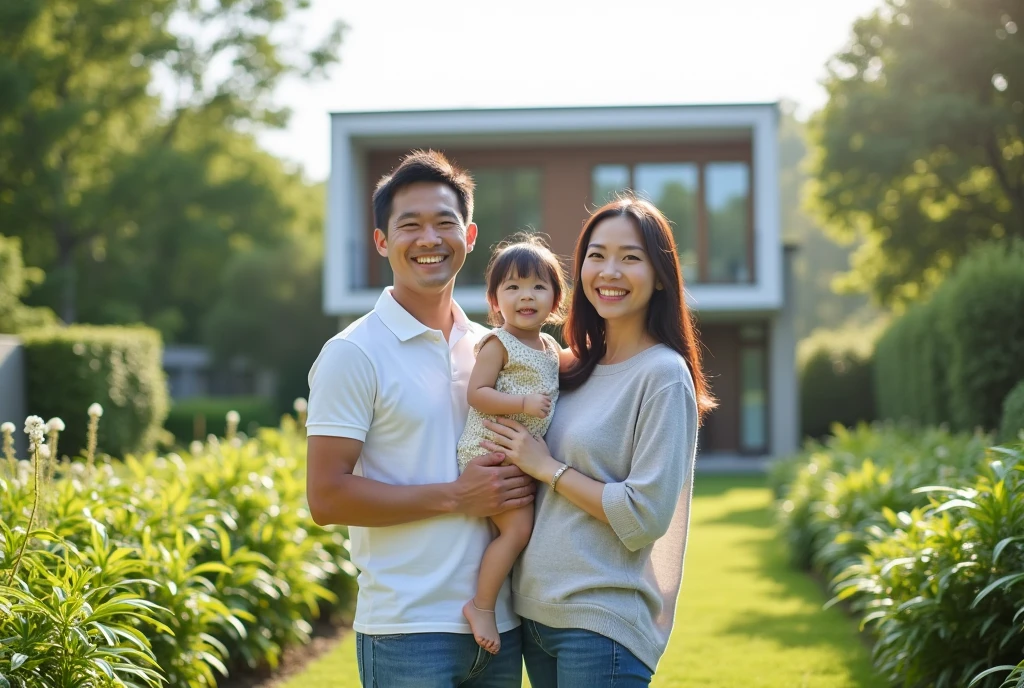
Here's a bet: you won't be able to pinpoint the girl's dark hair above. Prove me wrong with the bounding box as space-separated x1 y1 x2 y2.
560 195 716 423
484 233 569 327
372 150 474 230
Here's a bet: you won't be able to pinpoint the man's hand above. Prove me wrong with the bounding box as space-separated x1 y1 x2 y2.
522 393 552 419
453 453 536 518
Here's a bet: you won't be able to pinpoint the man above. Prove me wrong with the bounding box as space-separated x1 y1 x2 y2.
305 150 533 687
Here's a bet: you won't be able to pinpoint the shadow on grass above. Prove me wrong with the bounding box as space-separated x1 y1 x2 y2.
692 474 766 498
719 528 882 683
702 504 772 529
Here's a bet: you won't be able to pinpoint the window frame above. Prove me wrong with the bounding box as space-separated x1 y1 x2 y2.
589 157 755 285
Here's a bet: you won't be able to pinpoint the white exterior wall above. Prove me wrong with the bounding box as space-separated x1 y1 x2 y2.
324 104 782 316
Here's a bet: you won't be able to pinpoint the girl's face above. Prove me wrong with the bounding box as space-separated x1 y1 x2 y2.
580 215 657 326
492 269 556 334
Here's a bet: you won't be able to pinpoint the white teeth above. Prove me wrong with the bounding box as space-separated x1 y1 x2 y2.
598 288 627 297
415 256 445 264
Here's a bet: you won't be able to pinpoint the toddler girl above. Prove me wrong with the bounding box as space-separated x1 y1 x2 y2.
457 233 568 654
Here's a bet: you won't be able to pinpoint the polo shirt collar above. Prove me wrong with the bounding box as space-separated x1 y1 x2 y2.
375 288 471 342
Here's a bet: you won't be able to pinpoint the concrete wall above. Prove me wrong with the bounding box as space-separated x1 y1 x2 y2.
768 246 800 459
0 335 27 458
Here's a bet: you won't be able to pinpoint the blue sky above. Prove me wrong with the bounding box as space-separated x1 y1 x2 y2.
258 0 883 181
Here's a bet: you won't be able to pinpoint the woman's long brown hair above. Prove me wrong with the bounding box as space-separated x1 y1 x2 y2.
560 196 716 423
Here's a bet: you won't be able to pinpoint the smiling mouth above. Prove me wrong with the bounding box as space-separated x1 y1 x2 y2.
413 255 447 265
517 308 538 316
596 287 629 299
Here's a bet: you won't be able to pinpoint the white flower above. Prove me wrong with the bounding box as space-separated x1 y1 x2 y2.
226 410 240 424
190 441 204 455
293 397 308 413
1 422 14 434
37 444 51 459
46 417 65 432
24 416 45 444
88 403 104 418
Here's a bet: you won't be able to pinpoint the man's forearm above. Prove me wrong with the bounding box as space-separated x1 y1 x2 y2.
309 474 455 527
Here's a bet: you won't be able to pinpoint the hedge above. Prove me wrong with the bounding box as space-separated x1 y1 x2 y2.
942 242 1024 431
21 325 169 457
1002 380 1024 444
164 395 279 444
873 240 1024 432
797 323 881 439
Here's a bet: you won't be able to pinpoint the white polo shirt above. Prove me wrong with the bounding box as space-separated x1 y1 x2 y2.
306 288 517 635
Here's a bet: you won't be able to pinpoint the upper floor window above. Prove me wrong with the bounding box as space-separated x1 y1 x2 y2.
591 160 752 284
462 167 543 286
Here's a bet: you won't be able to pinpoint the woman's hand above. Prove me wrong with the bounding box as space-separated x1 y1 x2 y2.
481 418 559 482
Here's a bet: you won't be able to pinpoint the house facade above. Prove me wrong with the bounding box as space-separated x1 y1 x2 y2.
324 104 798 461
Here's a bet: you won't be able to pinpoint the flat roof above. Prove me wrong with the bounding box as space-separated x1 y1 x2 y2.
330 101 779 117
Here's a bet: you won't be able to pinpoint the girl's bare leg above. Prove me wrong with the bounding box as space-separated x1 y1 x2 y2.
462 504 534 654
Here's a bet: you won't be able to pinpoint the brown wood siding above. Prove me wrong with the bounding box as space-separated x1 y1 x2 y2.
365 141 752 284
699 323 741 453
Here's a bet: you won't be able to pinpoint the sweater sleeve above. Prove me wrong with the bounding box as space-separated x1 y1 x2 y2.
601 381 698 552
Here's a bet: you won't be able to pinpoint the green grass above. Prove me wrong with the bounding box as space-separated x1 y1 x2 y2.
279 476 882 687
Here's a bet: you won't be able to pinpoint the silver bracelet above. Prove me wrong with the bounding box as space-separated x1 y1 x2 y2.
550 465 570 492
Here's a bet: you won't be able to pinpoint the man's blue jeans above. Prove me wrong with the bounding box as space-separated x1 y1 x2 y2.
356 629 523 687
522 619 653 687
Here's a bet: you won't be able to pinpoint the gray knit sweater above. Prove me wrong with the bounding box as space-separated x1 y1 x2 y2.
512 344 699 672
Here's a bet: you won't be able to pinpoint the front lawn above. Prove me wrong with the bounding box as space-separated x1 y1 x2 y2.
280 475 881 687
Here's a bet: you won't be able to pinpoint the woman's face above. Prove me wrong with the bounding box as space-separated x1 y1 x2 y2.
580 215 657 326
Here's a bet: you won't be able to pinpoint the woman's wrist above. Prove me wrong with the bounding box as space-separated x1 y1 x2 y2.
534 455 563 484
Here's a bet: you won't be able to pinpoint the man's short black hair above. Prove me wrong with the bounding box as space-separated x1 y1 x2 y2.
372 150 475 230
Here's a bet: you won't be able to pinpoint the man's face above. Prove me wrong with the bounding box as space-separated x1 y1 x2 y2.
373 182 477 296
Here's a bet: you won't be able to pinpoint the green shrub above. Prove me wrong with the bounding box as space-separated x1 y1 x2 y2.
873 298 953 426
797 324 881 439
0 417 354 688
21 326 169 457
1001 381 1024 444
941 241 1024 431
777 423 988 573
164 395 278 443
830 447 1024 688
0 235 59 335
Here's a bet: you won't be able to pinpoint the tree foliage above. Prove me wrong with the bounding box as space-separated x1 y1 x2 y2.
0 235 58 334
0 0 343 325
809 0 1024 304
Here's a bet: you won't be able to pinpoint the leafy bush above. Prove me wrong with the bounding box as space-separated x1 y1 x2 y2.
1000 381 1024 444
164 395 278 443
776 423 988 573
0 415 354 688
21 326 169 457
0 235 59 335
797 324 881 439
873 297 953 426
873 240 1024 432
829 447 1024 688
941 242 1024 431
776 425 1024 688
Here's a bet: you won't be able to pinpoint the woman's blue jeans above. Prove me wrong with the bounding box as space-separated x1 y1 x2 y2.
522 619 653 687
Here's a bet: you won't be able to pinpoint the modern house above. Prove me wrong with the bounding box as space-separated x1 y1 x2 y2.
323 104 798 462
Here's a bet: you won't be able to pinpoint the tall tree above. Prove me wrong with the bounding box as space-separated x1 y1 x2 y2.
0 0 343 322
778 105 878 338
809 0 1024 304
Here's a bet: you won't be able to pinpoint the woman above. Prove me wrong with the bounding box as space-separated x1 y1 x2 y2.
482 195 715 686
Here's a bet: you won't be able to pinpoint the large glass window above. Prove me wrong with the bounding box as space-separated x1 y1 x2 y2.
592 164 630 205
739 325 768 453
706 162 751 283
590 160 752 284
463 167 542 285
634 163 699 283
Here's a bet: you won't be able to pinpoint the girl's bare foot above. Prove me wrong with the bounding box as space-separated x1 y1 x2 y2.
462 599 500 654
